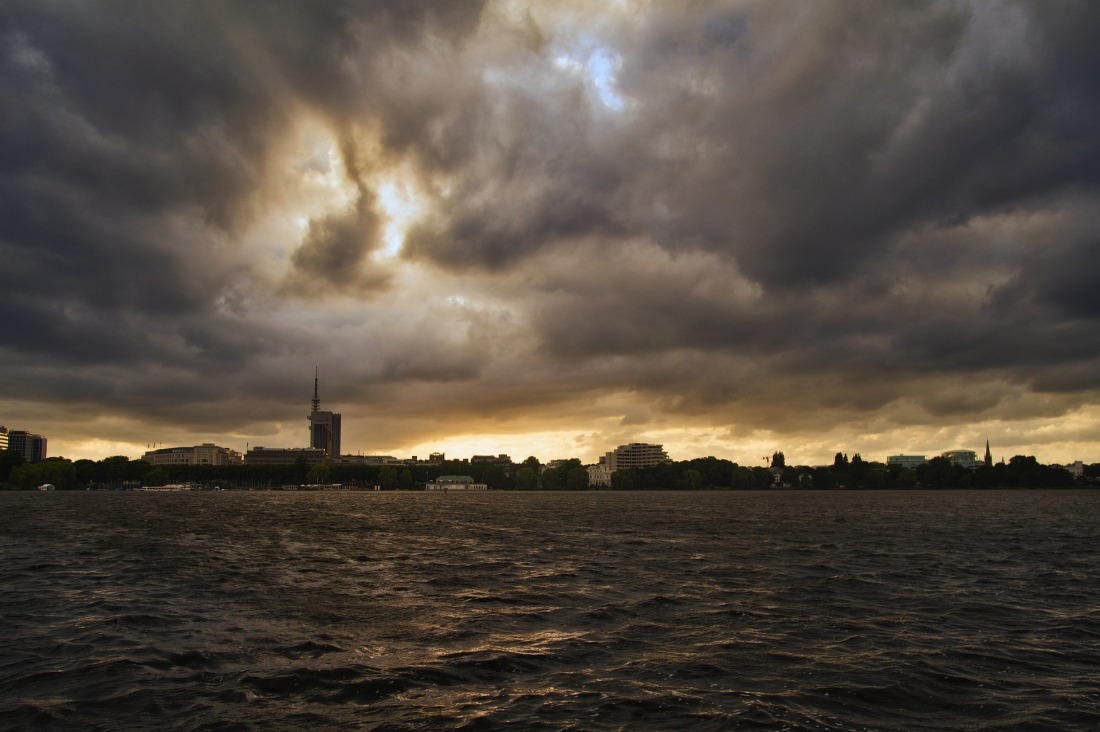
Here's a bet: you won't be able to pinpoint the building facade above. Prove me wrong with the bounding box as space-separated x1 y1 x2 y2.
587 458 613 487
7 429 47 462
244 447 326 465
0 426 8 453
142 443 243 466
941 449 981 469
604 442 669 471
308 370 342 459
425 475 488 490
887 455 927 469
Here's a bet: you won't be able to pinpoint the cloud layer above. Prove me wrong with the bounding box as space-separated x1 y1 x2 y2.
2 1 1100 465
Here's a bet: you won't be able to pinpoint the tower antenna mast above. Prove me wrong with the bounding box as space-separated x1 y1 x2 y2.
312 367 320 413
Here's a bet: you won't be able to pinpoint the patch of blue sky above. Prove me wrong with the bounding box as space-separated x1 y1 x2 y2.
551 32 625 111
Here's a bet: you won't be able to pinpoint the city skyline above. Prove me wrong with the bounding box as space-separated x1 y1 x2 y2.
3 2 1100 467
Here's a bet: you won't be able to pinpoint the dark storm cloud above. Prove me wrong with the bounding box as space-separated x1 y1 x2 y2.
0 0 484 371
400 1 1100 288
282 159 391 295
4 0 1100 459
434 2 1100 424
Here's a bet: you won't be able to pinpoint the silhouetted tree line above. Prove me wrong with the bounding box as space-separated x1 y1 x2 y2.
0 450 1088 490
605 453 1083 490
0 452 543 490
611 457 775 490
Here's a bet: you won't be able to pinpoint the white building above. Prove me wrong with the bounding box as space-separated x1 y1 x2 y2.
941 450 981 469
426 475 487 490
587 458 613 487
887 455 927 469
143 443 243 466
604 443 669 471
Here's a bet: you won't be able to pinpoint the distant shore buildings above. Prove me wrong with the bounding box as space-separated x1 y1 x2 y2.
1 425 47 462
308 368 341 460
234 370 341 465
143 443 243 466
7 375 1091 485
588 442 669 487
244 447 326 465
886 442 995 470
425 475 488 491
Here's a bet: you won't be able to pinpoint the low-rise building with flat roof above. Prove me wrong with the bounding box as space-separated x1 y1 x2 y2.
245 447 326 465
887 455 927 469
942 449 981 469
143 443 243 466
426 475 487 490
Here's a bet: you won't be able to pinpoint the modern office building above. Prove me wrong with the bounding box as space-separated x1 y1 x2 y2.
586 443 668 487
941 449 981 469
308 370 341 460
0 426 8 453
142 443 243 466
604 442 669 471
471 454 515 475
336 455 401 465
244 447 326 465
886 455 928 469
7 429 47 462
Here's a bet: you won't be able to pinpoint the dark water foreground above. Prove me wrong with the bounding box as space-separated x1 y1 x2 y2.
1 490 1098 731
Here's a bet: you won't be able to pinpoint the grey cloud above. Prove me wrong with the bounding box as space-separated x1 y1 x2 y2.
0 0 485 355
284 198 390 293
4 0 1100 462
396 1 1100 295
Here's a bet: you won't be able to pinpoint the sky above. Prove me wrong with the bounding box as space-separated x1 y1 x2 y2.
3 0 1100 467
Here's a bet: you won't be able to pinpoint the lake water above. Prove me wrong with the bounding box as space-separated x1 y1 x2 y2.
1 490 1098 730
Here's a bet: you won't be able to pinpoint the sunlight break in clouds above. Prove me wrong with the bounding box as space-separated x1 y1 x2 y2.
552 36 627 111
374 165 428 260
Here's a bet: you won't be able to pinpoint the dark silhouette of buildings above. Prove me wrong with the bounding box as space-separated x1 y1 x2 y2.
308 369 341 459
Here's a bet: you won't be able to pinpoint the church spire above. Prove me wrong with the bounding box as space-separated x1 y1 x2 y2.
312 367 320 413
984 439 992 468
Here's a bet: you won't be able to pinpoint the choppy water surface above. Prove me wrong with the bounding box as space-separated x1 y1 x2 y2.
2 490 1099 730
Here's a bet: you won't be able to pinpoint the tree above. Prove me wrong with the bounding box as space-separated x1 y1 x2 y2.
810 466 836 489
771 451 786 469
680 469 703 490
751 466 774 489
11 457 77 490
849 454 869 489
515 466 538 490
74 459 96 487
307 463 331 485
378 465 397 490
478 464 507 489
916 456 960 488
399 469 414 489
610 470 634 490
892 466 918 490
731 466 756 490
0 450 25 484
566 467 589 490
541 468 561 490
